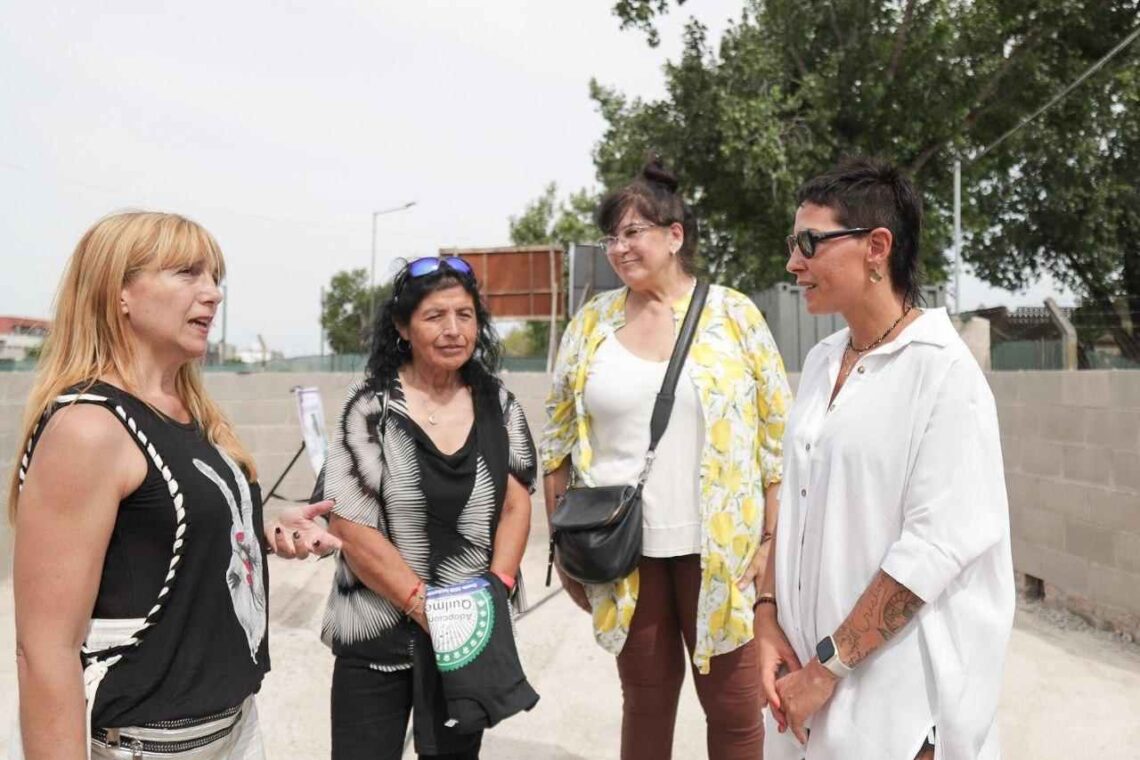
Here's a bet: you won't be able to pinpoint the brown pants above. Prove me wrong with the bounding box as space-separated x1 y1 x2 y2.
616 555 764 760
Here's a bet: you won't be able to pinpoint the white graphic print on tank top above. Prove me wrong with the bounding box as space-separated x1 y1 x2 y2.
194 451 267 663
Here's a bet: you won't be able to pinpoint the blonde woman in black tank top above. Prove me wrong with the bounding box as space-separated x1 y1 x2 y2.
8 212 338 760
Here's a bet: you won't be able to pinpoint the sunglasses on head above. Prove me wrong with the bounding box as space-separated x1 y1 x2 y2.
406 256 475 279
785 227 873 259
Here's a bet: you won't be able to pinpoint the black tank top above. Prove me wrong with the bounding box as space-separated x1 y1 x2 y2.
20 382 270 727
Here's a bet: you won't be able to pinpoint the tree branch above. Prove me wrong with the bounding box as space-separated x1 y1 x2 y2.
884 0 919 84
826 0 845 49
965 26 1044 129
908 26 1046 174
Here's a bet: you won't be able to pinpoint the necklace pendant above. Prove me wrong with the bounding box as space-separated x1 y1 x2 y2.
428 412 438 426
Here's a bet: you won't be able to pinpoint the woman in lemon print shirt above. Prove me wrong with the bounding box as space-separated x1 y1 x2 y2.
541 158 792 760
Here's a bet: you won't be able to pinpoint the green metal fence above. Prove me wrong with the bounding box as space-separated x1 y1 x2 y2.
0 359 39 372
1085 350 1140 369
200 353 549 373
991 340 1064 370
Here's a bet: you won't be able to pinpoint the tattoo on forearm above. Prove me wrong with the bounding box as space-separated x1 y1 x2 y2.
880 587 923 640
831 571 923 668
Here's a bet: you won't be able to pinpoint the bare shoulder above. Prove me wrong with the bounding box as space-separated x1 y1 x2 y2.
27 402 145 497
38 402 134 451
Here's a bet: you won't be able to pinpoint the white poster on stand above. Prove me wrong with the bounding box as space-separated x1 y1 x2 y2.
293 386 328 475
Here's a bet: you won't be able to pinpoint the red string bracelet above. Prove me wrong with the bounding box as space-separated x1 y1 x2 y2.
492 571 516 591
402 581 424 613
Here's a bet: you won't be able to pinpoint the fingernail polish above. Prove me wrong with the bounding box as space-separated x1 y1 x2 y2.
313 540 321 549
275 527 282 534
293 531 301 540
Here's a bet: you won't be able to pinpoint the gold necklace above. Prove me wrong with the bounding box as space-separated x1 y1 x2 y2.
402 370 459 426
420 390 451 426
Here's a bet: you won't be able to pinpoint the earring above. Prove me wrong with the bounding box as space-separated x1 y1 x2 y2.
869 270 883 284
395 336 409 353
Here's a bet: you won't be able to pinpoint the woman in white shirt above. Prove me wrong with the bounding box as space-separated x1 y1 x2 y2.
755 157 1015 760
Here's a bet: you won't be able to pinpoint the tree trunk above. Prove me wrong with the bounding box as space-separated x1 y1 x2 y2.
1118 219 1140 362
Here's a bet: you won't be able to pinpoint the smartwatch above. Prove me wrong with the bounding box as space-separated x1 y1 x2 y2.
815 635 853 679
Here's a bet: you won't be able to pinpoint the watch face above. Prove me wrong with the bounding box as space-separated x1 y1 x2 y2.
816 636 836 663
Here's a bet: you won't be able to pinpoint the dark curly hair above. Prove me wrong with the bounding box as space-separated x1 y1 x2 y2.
365 260 503 398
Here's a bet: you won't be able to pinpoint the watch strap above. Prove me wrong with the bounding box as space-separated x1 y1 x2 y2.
818 635 853 678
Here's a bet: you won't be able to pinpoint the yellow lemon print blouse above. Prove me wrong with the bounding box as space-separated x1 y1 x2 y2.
541 284 792 673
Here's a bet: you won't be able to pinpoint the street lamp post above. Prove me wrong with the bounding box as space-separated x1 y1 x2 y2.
370 201 417 320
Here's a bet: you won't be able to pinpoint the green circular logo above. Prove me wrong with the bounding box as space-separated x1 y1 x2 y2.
426 578 495 672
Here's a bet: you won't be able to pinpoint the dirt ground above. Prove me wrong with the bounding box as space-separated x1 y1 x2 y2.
3 506 1139 759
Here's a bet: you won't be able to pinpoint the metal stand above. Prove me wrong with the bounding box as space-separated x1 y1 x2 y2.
265 441 306 502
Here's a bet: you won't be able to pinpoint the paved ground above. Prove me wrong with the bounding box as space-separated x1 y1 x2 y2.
4 494 1140 758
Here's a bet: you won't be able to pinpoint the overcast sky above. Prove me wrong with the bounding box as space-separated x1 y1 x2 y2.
1 0 1073 356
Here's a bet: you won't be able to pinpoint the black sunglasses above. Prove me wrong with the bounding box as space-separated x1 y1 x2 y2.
785 228 873 259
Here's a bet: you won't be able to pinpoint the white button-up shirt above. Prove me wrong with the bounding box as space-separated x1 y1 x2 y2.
766 308 1015 760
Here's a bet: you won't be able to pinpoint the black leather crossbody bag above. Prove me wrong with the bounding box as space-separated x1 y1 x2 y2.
546 281 709 585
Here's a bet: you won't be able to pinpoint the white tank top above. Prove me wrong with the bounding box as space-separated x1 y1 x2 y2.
583 334 705 557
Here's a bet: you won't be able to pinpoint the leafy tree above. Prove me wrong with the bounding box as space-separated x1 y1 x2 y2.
501 326 536 357
509 182 598 249
598 0 1140 359
321 268 391 354
612 0 688 47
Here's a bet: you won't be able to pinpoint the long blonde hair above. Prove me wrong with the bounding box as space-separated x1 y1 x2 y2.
7 211 257 520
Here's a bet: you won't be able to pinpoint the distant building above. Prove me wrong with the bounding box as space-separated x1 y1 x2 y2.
0 316 50 362
206 340 239 364
961 304 1078 342
235 344 284 365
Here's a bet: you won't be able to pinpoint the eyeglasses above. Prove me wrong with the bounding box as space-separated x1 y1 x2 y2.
406 256 474 279
598 223 665 253
785 228 873 259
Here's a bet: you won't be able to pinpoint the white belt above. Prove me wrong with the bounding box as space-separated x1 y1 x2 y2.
8 617 143 760
81 618 143 760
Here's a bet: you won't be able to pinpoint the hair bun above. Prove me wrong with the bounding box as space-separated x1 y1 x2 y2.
641 155 679 193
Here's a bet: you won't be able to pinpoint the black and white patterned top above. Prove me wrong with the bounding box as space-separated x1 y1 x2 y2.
320 376 536 669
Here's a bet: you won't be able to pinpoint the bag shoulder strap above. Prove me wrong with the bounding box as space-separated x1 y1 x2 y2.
647 279 709 453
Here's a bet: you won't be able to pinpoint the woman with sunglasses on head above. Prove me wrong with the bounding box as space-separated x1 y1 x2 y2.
320 256 537 760
9 212 337 760
541 157 793 760
757 157 1013 760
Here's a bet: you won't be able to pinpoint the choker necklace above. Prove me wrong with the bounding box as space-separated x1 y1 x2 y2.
848 305 913 354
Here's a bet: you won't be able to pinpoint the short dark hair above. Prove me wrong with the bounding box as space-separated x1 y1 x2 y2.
795 157 923 305
595 156 699 275
366 262 502 397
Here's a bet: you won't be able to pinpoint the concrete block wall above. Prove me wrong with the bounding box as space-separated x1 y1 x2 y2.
0 371 553 577
2 370 1138 638
993 370 1140 637
0 373 35 573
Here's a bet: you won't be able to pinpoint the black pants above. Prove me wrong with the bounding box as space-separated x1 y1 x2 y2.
331 657 482 760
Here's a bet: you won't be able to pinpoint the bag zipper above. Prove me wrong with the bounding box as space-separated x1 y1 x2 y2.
93 707 241 754
143 705 241 729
